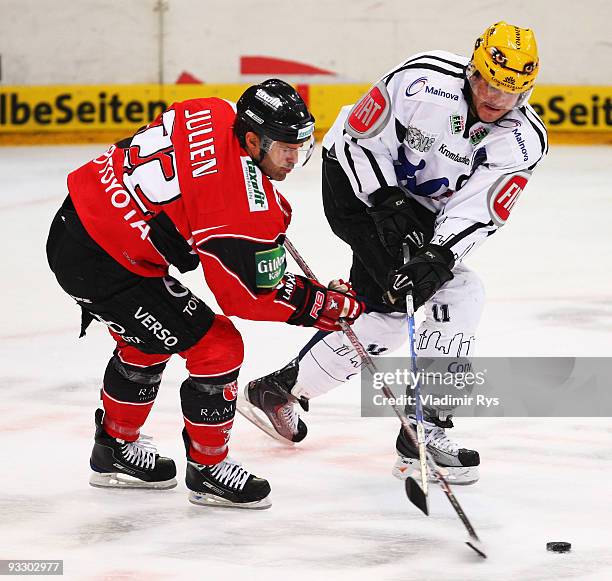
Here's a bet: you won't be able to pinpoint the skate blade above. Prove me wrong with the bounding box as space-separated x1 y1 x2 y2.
236 393 295 446
392 458 480 486
188 491 272 510
89 471 177 490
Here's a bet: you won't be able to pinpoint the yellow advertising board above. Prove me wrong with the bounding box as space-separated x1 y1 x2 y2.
0 85 165 132
307 84 369 131
1 83 611 144
530 85 612 131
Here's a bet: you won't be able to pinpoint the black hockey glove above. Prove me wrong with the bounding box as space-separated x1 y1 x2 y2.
367 186 427 259
384 244 455 310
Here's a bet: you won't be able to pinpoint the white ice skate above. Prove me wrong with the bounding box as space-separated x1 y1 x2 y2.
392 418 480 485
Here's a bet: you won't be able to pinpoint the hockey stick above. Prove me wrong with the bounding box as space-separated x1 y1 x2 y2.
282 240 426 513
401 243 429 502
284 237 486 558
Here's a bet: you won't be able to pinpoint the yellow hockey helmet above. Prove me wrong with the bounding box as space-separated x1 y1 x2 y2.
470 21 539 95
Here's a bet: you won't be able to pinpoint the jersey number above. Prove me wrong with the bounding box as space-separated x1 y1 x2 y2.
122 110 181 210
432 304 451 322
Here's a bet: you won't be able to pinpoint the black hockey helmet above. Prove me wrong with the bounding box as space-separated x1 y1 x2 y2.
235 79 315 145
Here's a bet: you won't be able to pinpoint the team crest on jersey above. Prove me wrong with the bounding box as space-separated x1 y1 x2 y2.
487 171 531 226
449 114 465 134
405 126 438 153
241 157 268 212
469 126 489 146
345 81 391 139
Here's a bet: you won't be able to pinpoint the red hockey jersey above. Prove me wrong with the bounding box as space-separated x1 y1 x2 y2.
68 97 298 322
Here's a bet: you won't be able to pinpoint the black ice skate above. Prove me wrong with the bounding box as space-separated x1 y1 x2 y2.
183 430 271 509
89 408 177 489
392 416 480 485
237 358 308 444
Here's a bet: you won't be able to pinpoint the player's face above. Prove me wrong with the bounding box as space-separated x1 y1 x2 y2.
245 132 312 181
469 74 520 123
260 141 303 181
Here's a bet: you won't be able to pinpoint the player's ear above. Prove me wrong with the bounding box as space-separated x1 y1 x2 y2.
244 131 261 156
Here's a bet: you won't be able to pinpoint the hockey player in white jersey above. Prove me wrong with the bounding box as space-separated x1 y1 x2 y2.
239 22 547 484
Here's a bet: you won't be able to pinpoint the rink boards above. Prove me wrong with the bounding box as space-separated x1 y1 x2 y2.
1 84 612 144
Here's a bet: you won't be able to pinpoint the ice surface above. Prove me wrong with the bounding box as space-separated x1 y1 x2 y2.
1 144 611 580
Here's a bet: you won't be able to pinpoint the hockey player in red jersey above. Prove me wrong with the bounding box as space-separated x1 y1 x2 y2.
46 79 364 509
242 24 547 486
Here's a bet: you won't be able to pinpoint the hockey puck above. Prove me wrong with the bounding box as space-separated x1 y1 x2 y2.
547 542 571 553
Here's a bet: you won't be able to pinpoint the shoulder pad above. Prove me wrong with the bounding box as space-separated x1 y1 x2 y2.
487 170 531 226
344 81 392 139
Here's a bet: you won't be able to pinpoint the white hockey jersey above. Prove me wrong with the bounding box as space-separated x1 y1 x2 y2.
322 50 548 261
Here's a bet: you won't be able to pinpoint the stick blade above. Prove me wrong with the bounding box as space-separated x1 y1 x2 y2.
466 539 487 559
404 477 429 515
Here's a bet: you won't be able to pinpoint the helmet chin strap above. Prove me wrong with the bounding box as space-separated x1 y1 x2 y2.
256 134 272 166
462 78 485 126
244 133 269 168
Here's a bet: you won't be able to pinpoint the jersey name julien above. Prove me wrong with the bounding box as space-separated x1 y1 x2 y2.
322 50 548 261
68 97 298 322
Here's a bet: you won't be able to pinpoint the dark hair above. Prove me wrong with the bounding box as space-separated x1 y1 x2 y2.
233 116 261 148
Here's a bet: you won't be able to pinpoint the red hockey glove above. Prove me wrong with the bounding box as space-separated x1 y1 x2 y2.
327 279 354 294
279 274 364 331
